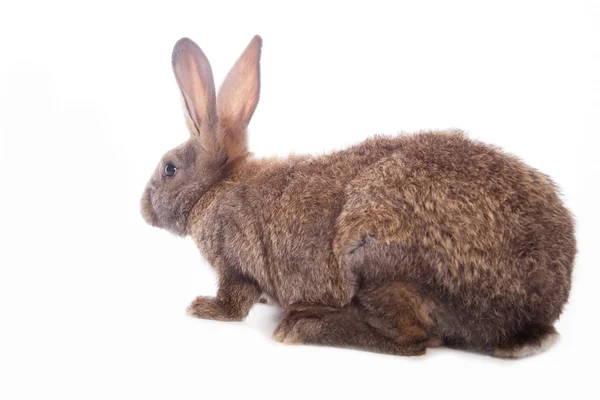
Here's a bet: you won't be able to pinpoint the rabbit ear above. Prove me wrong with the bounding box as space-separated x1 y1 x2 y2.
217 35 262 134
172 38 217 143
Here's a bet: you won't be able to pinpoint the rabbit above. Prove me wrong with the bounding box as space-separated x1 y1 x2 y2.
140 35 576 358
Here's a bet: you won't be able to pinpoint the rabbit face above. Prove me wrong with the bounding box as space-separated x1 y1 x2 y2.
141 138 221 236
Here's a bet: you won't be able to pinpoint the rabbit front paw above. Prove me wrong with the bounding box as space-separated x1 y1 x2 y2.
186 296 244 321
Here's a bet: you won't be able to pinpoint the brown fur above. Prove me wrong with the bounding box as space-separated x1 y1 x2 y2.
141 36 576 358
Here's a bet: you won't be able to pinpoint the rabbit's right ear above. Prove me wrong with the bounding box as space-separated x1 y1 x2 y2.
172 38 217 149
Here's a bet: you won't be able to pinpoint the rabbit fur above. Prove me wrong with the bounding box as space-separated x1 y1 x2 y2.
141 36 576 357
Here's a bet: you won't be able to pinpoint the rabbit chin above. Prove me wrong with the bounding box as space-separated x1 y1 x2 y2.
140 187 155 226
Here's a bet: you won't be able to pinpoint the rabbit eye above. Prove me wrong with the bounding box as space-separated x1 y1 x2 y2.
164 162 177 177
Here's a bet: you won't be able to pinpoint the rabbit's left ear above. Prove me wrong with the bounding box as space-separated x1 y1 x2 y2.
217 35 262 133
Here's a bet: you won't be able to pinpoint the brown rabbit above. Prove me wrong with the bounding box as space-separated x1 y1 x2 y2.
141 36 576 357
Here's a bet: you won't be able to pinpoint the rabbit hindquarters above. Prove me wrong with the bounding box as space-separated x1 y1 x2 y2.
329 132 575 357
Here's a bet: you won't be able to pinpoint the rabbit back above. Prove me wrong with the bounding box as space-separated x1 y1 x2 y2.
189 130 575 346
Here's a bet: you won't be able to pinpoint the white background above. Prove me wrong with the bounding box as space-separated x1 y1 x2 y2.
1 1 599 399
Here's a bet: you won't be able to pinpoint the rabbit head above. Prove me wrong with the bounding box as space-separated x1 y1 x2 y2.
141 36 262 235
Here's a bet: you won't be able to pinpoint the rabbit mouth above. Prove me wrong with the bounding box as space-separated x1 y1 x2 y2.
140 187 155 226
